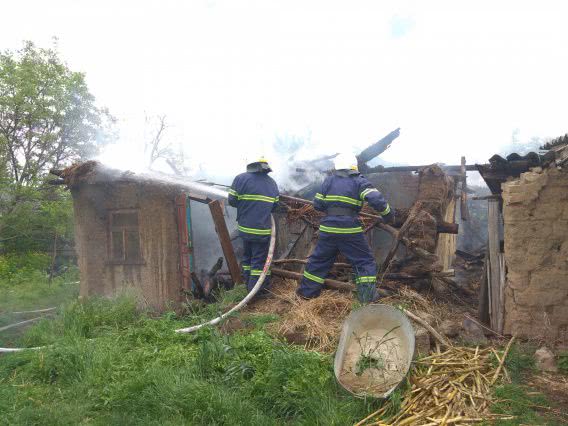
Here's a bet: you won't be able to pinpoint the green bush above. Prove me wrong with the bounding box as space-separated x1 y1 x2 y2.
0 252 50 280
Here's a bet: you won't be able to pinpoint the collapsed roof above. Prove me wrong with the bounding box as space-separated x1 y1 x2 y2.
476 137 568 195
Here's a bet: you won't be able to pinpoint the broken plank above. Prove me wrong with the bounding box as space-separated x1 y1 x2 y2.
208 200 243 285
487 199 501 332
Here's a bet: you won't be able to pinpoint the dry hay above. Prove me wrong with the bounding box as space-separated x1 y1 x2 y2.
285 202 323 227
59 161 98 186
250 279 472 355
356 340 517 426
284 202 379 230
248 279 353 352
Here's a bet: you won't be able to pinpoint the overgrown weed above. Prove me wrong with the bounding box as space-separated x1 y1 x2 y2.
0 294 372 425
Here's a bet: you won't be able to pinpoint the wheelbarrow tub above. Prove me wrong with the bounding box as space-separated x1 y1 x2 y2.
334 304 415 399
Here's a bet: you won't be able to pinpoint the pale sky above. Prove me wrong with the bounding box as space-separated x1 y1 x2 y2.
2 0 567 182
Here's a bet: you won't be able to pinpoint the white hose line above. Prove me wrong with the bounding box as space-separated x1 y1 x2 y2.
0 346 45 353
11 307 57 315
175 215 276 334
0 316 51 332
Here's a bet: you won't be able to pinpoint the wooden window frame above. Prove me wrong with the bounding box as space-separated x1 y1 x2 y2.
107 209 145 265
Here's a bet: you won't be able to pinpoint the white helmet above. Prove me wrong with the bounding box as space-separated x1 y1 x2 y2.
333 153 358 171
245 155 272 172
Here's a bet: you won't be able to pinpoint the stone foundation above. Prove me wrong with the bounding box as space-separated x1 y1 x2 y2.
501 166 568 347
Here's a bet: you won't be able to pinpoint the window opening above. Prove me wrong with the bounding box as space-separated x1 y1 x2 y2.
109 210 142 263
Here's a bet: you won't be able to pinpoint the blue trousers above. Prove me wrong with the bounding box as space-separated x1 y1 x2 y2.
298 231 378 302
242 238 271 293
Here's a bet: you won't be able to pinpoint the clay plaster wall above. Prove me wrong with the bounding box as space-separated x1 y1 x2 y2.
502 166 568 346
72 182 182 310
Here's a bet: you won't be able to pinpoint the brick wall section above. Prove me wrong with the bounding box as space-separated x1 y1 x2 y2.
502 166 568 347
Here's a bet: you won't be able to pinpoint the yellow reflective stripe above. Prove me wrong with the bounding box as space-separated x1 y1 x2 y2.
319 225 363 234
303 270 325 284
242 265 251 271
228 189 239 196
250 269 271 276
360 188 379 200
238 225 272 235
356 276 377 284
315 193 362 206
324 195 363 206
379 204 391 216
238 194 278 203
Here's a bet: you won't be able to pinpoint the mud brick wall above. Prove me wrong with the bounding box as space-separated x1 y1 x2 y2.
501 166 568 347
72 181 182 310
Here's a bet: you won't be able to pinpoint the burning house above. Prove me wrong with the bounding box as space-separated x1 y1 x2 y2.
50 162 245 309
51 151 466 312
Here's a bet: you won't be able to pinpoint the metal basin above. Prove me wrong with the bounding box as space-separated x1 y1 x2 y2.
334 304 415 399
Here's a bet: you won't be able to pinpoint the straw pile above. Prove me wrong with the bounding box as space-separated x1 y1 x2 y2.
249 279 353 352
284 201 379 230
356 338 516 426
59 161 98 186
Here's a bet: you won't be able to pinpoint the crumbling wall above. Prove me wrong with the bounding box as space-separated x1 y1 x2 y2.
367 172 420 261
367 172 420 209
72 182 182 310
502 166 568 346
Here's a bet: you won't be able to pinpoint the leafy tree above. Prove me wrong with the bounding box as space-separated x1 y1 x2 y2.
0 40 115 187
0 40 114 257
0 187 73 253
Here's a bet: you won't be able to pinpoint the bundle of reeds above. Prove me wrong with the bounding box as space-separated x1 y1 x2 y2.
356 338 516 426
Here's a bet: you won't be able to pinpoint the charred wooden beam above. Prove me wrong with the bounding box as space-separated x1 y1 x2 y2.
437 222 459 234
357 128 401 169
208 200 243 285
272 268 354 292
273 259 352 268
472 195 501 201
367 164 479 173
187 192 212 204
460 156 470 221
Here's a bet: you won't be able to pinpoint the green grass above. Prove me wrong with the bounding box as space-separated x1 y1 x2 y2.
0 263 79 346
489 343 564 425
1 258 565 425
0 293 379 425
558 352 568 375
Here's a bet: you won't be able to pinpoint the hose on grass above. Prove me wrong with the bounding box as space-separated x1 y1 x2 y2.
175 215 276 334
0 346 44 353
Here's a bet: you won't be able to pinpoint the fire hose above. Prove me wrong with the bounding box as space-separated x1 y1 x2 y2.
175 214 276 334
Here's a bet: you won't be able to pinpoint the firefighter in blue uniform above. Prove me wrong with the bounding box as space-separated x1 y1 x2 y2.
228 156 279 295
297 154 394 303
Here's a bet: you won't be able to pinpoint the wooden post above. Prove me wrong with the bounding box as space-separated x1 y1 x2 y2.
208 200 243 285
478 245 490 325
175 194 193 295
460 156 470 221
498 253 506 334
487 199 502 332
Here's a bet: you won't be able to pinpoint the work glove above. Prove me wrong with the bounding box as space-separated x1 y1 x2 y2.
382 210 395 224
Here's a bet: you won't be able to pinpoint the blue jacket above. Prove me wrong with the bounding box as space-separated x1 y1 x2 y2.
314 170 390 233
228 171 279 240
